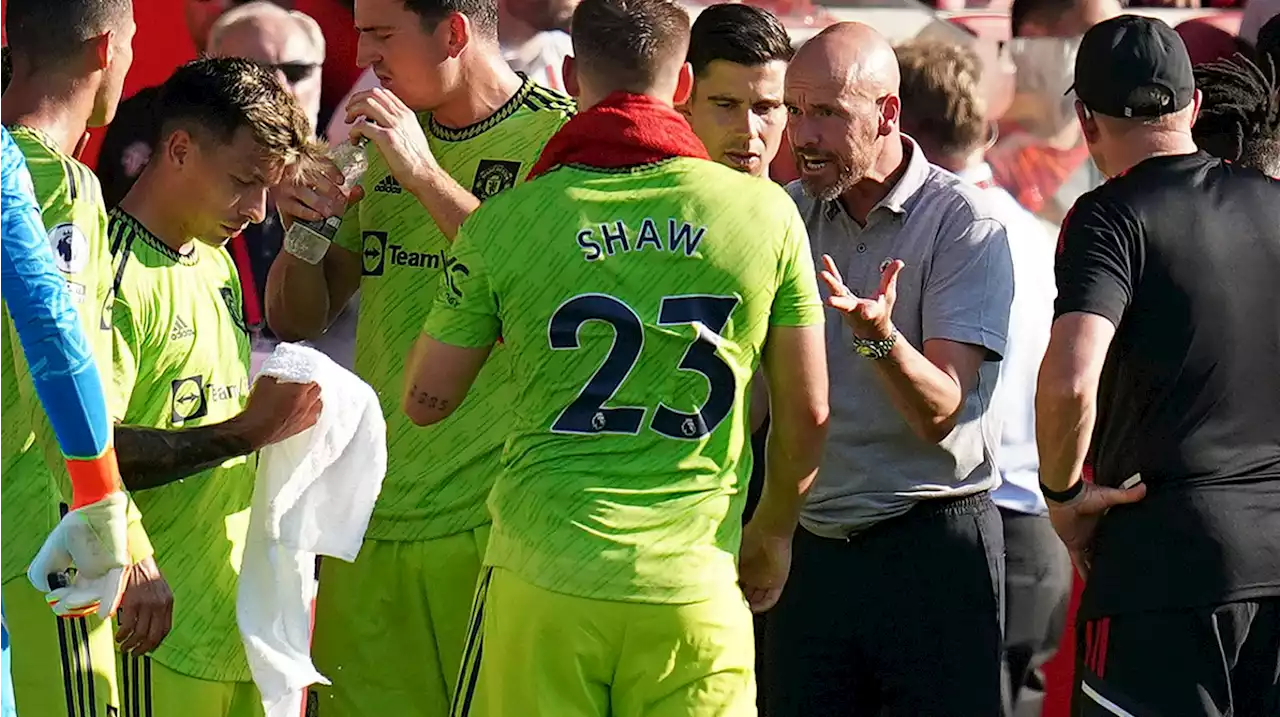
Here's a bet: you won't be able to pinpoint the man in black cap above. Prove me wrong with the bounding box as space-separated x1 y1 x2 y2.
1036 14 1280 717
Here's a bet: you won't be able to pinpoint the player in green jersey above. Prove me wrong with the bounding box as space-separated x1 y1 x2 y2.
103 57 323 717
681 2 794 437
267 0 572 713
4 8 322 715
404 0 829 713
1 1 154 714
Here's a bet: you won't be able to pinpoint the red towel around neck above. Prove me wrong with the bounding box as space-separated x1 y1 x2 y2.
527 91 710 180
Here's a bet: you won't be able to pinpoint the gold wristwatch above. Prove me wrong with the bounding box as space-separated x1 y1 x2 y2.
852 330 898 360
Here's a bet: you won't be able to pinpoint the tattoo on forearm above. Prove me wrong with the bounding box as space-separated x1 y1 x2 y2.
115 422 254 491
412 387 451 412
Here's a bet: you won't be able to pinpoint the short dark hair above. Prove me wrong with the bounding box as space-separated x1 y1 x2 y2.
157 57 320 173
1193 52 1280 176
1010 0 1073 37
687 4 793 78
572 0 691 92
5 0 132 68
896 40 988 158
403 0 500 40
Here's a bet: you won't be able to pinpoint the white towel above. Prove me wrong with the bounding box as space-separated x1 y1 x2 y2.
236 343 387 717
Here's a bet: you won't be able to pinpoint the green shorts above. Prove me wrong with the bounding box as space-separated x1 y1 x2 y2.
115 652 263 717
454 567 756 717
4 577 261 717
310 526 489 716
3 576 117 717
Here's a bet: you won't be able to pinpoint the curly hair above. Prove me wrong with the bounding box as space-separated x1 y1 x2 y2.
157 57 323 176
1193 52 1280 177
896 40 989 159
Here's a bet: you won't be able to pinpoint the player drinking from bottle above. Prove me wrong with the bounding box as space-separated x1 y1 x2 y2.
402 0 829 713
265 0 573 712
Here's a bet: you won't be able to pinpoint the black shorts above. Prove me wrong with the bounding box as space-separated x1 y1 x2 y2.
1074 599 1280 717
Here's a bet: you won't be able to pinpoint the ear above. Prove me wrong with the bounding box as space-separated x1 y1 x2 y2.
563 55 580 99
445 12 470 59
672 62 694 107
163 129 196 170
1074 99 1100 143
88 31 112 72
1190 88 1203 125
879 94 901 137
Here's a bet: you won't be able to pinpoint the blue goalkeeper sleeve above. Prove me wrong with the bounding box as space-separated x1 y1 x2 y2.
1 124 120 507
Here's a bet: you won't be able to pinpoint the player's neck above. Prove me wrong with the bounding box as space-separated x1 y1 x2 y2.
118 171 197 254
431 53 525 130
0 75 96 156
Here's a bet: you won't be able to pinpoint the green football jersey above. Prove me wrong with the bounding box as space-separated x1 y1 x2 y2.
108 209 254 682
424 157 825 604
333 78 573 542
1 126 114 582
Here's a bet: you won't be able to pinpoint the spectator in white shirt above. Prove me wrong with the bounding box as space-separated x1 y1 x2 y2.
897 38 1068 717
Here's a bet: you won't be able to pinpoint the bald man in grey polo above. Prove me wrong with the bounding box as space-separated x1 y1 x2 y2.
800 136 1010 537
762 134 1015 716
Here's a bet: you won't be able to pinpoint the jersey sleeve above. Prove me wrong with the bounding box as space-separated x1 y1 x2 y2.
1053 193 1141 327
921 216 1014 359
0 127 121 508
769 206 826 328
109 285 144 424
421 223 501 349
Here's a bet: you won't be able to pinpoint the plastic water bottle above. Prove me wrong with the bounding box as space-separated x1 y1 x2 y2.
282 139 369 265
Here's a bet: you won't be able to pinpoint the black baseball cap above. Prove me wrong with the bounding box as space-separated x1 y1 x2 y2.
1068 15 1196 119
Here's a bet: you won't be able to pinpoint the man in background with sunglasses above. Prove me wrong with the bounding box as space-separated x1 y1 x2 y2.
203 2 361 373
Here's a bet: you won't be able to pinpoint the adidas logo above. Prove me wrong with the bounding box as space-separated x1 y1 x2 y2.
373 175 402 194
170 316 195 341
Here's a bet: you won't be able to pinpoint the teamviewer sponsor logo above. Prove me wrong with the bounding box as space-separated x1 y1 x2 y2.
171 375 208 423
362 231 388 276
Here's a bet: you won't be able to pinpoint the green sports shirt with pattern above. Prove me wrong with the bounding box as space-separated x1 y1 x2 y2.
332 77 573 542
424 157 825 604
109 210 254 682
1 126 115 583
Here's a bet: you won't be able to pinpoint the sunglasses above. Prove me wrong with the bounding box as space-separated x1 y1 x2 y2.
267 62 320 85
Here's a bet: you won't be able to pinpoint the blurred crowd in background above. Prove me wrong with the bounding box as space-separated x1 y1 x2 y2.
1 2 1276 716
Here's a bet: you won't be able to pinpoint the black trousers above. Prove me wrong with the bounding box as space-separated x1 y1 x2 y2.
763 492 1005 717
1000 507 1073 717
1075 599 1280 717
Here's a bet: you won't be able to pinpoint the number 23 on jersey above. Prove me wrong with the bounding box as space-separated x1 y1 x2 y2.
549 292 740 441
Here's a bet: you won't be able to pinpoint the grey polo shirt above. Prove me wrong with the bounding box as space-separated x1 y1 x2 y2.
789 137 1015 538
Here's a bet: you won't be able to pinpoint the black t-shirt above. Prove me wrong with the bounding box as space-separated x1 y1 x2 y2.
1055 151 1280 618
